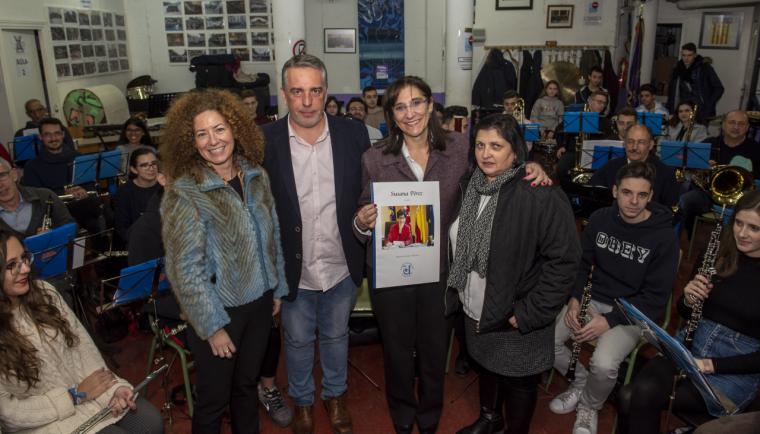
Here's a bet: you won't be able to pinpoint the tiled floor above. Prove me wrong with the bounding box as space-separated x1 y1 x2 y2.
103 231 701 433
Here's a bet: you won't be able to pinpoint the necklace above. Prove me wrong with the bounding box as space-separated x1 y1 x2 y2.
223 169 242 185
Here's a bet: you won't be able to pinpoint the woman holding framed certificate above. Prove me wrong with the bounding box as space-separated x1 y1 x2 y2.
353 77 551 434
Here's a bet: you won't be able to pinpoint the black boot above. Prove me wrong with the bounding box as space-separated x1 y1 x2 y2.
455 407 504 434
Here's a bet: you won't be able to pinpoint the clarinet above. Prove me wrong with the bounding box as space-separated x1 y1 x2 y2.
40 200 54 232
70 364 168 434
683 206 724 348
567 267 594 382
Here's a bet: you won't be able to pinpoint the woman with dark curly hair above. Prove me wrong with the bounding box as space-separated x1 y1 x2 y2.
160 89 289 434
0 230 163 433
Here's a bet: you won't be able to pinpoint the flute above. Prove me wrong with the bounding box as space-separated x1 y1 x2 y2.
70 364 168 434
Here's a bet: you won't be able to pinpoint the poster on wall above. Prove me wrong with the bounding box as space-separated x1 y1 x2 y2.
161 0 274 64
583 1 602 26
48 6 130 80
358 0 404 89
699 12 743 50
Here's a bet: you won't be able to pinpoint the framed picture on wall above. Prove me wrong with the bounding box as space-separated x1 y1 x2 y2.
324 28 356 53
546 5 573 29
699 12 743 50
495 0 532 10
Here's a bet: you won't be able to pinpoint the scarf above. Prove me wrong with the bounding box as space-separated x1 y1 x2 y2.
447 163 524 291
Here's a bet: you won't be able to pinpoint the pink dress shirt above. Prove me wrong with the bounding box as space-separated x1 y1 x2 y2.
288 118 351 291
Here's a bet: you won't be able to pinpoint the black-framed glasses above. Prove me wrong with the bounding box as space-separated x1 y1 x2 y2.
6 252 34 275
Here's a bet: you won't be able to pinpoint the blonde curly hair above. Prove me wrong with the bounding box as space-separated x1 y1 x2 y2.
160 88 265 182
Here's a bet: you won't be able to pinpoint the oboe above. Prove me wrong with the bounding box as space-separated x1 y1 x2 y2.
683 206 724 348
70 364 168 434
567 267 594 382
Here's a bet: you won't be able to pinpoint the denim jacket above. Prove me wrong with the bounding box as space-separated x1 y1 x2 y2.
161 158 288 339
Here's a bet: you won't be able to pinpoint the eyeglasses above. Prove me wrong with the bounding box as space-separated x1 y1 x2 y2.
392 98 429 115
6 252 34 276
625 139 651 147
125 128 144 134
137 161 159 169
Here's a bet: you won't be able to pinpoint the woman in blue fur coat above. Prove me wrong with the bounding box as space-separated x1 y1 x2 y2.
160 89 288 434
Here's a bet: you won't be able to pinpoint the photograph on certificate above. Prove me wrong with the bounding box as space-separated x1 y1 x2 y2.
372 181 440 289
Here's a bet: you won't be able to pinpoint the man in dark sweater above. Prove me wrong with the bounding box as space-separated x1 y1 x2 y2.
20 117 104 234
550 161 679 434
679 110 760 237
589 124 680 209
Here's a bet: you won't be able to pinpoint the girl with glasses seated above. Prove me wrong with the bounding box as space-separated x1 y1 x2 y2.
0 230 164 434
114 148 162 243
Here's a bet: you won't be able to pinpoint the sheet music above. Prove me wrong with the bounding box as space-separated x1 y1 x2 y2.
580 140 623 169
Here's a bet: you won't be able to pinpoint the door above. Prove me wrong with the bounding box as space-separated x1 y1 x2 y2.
0 29 47 142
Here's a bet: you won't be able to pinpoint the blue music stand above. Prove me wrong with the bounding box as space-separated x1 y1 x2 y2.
102 258 170 309
521 123 541 141
23 223 78 278
71 154 98 185
617 298 738 416
12 135 38 162
637 112 663 136
660 141 711 170
564 112 600 134
591 146 625 169
98 149 124 179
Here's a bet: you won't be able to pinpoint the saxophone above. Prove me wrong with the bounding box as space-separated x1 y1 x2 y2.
567 267 594 382
40 200 53 232
683 206 724 348
70 364 168 434
675 105 698 184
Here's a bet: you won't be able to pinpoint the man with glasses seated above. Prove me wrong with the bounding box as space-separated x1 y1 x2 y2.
589 124 679 209
20 117 105 235
0 158 74 239
679 110 760 238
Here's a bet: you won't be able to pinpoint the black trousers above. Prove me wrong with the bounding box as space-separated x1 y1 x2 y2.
477 366 541 434
617 355 709 434
186 291 273 434
370 278 448 430
259 321 281 379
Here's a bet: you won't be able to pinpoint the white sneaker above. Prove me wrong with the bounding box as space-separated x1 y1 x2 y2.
549 387 582 414
573 404 598 434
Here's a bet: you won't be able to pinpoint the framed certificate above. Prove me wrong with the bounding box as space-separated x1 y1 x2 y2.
371 181 441 289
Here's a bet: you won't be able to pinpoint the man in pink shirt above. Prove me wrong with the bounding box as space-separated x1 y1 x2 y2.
262 55 370 434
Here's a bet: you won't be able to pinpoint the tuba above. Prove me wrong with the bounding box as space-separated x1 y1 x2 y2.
693 165 754 208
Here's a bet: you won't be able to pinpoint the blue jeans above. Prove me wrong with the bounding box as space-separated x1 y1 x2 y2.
281 276 357 406
680 319 760 416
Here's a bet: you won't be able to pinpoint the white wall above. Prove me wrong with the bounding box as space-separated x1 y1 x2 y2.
0 0 132 123
656 2 757 115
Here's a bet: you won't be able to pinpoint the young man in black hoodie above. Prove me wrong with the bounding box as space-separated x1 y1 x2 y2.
20 117 104 234
666 43 724 118
550 161 679 434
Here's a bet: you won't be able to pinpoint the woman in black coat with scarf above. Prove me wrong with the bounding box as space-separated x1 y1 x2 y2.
447 114 581 434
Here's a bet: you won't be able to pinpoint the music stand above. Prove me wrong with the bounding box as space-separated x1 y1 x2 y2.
11 135 38 162
23 223 78 278
616 298 738 416
99 258 168 312
98 149 124 179
71 154 99 185
660 141 712 171
637 112 663 136
564 111 600 134
521 123 541 141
